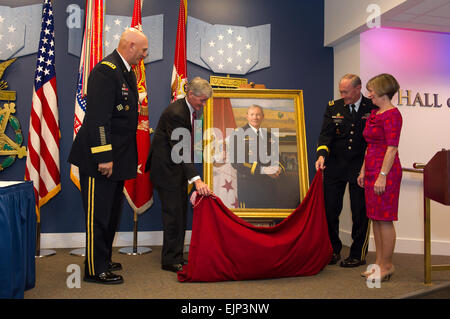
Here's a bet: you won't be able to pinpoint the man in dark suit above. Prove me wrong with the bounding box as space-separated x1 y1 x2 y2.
69 28 148 284
230 105 284 208
146 77 212 273
316 74 377 268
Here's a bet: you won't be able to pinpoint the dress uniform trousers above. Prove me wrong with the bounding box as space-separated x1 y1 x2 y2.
156 183 188 265
324 175 369 260
80 173 125 276
317 97 375 261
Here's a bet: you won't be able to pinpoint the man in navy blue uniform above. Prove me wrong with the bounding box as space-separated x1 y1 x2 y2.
316 74 377 267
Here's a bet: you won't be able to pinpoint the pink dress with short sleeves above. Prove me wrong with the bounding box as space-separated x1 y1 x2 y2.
363 108 403 221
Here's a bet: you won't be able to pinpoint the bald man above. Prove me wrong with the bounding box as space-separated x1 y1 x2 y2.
69 28 148 284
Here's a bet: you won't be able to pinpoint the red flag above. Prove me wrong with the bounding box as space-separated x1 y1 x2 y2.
171 0 188 101
70 0 104 189
123 0 154 214
25 0 60 220
211 98 239 208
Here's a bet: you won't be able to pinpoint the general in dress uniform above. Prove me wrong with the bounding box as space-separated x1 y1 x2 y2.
69 29 148 284
315 74 377 268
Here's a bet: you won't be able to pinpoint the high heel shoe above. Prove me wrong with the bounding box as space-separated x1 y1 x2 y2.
380 266 395 282
360 264 378 277
361 269 374 277
381 273 392 282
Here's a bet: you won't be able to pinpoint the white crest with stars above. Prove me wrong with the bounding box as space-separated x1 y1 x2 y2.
201 24 258 75
68 12 163 64
187 17 270 75
0 10 25 60
0 4 43 60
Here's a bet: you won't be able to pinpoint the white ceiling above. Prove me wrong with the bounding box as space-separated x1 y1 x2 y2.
383 0 450 33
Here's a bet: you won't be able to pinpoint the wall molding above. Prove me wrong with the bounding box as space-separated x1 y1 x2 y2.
40 231 191 249
340 230 450 256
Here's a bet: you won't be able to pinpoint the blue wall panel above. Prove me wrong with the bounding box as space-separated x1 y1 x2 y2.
0 0 333 233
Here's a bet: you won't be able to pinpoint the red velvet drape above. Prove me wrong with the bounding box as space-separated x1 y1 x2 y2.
178 170 332 282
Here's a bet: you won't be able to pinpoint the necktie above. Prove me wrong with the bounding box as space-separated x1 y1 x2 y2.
256 129 260 162
191 111 197 162
351 104 356 122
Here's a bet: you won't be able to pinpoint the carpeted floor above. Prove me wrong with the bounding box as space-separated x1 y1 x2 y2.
24 246 450 299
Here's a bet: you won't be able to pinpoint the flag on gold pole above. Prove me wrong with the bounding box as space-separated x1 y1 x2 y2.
25 0 60 221
171 0 188 102
171 0 194 194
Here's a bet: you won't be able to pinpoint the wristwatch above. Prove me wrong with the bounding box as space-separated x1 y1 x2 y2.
380 171 387 176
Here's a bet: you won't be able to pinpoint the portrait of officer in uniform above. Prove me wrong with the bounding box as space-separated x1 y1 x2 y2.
315 74 377 268
230 105 285 209
69 28 148 284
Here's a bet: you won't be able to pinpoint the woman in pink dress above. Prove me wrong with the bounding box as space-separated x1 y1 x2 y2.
357 74 402 282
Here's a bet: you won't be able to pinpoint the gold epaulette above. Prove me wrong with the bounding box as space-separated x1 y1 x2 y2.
328 100 335 106
101 61 116 69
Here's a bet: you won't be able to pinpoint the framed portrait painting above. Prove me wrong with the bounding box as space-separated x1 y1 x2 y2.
203 88 309 219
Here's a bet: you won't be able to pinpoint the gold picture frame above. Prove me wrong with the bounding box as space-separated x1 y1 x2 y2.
203 88 309 219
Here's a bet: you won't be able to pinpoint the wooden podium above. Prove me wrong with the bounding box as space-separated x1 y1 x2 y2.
421 149 450 285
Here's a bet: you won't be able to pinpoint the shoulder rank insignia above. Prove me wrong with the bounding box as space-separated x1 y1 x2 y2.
328 100 335 106
101 61 116 69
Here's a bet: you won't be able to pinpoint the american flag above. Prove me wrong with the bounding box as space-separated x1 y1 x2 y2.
69 53 87 190
25 0 60 218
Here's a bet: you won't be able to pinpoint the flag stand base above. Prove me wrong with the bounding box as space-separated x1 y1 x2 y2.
119 210 152 256
35 221 56 258
36 249 56 258
69 248 85 257
119 246 152 256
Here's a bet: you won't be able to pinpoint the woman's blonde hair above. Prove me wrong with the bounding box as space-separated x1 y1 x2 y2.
366 73 400 100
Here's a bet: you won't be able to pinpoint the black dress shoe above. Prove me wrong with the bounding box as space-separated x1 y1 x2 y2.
108 261 122 271
340 256 366 268
328 253 341 265
161 263 183 273
84 271 124 284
